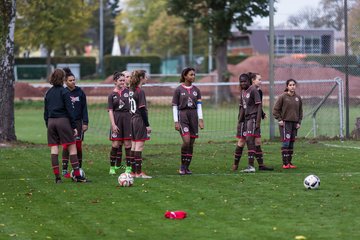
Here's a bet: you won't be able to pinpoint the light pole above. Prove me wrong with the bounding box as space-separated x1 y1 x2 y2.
99 0 104 77
269 0 275 140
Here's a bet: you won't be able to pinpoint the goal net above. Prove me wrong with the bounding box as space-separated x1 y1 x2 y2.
78 74 343 145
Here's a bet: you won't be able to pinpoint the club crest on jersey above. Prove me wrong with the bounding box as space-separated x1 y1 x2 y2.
129 92 134 97
183 127 189 132
285 133 291 139
124 93 129 98
246 93 250 98
112 133 117 138
295 97 299 101
193 91 198 96
118 100 125 109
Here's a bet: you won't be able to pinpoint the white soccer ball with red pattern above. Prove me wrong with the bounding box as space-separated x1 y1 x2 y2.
303 174 320 190
118 173 134 187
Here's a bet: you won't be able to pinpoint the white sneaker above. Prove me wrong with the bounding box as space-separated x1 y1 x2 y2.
136 172 152 179
241 165 256 173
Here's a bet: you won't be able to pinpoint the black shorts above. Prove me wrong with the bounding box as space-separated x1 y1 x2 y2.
236 122 246 139
244 118 261 138
178 109 199 138
75 120 85 141
47 118 76 146
279 121 297 142
130 115 150 142
109 111 132 141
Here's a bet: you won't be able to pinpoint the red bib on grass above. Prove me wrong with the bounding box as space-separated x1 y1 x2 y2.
164 211 187 219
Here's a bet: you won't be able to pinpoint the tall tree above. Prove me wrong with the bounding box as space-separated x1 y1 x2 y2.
349 0 360 55
168 0 269 102
0 0 16 142
15 0 95 75
287 0 356 31
117 0 168 55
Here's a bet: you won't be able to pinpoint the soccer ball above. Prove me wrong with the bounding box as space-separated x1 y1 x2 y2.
70 168 85 180
303 174 320 190
118 173 134 187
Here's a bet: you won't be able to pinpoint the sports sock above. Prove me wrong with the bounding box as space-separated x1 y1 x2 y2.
62 147 69 172
130 150 136 172
76 141 82 168
134 151 142 174
255 145 264 165
110 147 117 167
125 147 131 166
51 154 60 178
281 147 289 165
116 145 123 167
234 145 243 165
69 154 80 176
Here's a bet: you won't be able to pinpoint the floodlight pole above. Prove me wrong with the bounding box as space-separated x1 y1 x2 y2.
189 25 193 66
99 0 104 77
269 0 275 140
344 0 350 139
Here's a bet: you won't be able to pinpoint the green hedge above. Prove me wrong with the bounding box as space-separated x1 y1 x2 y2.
104 55 161 76
15 57 97 79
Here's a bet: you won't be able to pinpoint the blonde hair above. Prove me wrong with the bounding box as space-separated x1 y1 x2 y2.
130 70 146 90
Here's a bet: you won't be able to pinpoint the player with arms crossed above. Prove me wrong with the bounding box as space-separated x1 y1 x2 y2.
273 79 303 169
172 67 204 175
107 72 132 175
61 67 89 178
128 70 152 178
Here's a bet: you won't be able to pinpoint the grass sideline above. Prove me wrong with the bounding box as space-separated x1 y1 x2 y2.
1 140 360 239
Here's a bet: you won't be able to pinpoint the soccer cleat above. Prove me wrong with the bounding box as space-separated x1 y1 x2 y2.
179 168 186 175
241 165 256 173
258 165 274 171
185 168 192 175
232 164 239 171
136 172 152 179
115 165 126 170
282 164 290 169
55 177 62 184
289 163 297 169
73 175 91 183
125 166 132 174
109 167 116 175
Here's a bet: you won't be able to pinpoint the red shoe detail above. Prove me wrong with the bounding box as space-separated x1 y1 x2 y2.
282 164 290 169
63 172 71 178
289 164 297 169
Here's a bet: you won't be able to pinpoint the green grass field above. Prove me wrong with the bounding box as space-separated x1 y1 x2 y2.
1 140 360 239
1 102 359 239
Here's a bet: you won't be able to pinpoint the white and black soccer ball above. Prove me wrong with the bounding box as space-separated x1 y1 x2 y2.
70 168 86 180
303 174 320 190
118 173 134 187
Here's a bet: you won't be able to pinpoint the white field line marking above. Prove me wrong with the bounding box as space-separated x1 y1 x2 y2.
322 143 360 150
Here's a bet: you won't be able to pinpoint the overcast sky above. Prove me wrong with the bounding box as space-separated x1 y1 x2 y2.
253 0 322 27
